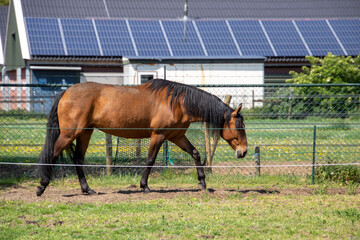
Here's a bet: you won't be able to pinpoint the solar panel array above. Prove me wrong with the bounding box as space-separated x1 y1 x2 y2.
60 19 100 56
26 18 65 55
162 20 205 57
228 20 275 57
195 21 239 56
294 20 345 56
25 17 360 57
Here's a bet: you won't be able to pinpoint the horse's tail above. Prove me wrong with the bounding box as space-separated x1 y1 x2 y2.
37 91 72 182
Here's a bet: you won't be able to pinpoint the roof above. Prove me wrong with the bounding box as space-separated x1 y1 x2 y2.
3 0 359 66
21 0 360 19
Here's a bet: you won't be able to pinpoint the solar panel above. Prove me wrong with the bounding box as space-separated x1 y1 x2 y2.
128 20 170 57
60 18 100 56
228 20 275 57
328 19 360 56
25 18 65 55
261 20 309 56
195 20 239 56
25 17 358 59
161 20 205 57
95 19 136 56
295 20 344 56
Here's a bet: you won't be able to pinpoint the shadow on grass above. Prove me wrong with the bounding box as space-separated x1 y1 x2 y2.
116 188 204 195
62 192 107 197
227 189 280 194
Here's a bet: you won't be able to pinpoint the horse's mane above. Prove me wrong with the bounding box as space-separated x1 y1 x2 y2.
146 79 235 129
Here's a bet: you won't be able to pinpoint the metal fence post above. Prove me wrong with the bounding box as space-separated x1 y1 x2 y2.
312 126 317 184
163 140 168 166
254 145 261 176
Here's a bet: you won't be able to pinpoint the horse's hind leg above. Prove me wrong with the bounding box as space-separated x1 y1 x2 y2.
37 134 75 196
73 129 95 195
170 135 206 190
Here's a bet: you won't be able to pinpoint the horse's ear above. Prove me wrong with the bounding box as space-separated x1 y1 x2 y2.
232 103 242 117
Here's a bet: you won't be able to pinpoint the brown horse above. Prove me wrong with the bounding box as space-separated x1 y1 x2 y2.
37 79 247 196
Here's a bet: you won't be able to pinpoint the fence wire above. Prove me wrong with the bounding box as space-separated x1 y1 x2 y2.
1 83 359 179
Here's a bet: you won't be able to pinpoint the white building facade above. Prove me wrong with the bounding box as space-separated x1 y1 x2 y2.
123 57 265 108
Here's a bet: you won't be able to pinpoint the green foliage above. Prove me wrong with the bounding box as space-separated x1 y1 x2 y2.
288 53 360 84
346 182 359 195
250 54 360 119
287 54 360 118
0 0 9 5
315 163 360 184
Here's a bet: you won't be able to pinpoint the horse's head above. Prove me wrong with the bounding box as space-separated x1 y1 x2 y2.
221 104 248 158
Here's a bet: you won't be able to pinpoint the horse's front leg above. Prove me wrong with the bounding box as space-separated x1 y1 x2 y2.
140 134 165 193
170 135 206 190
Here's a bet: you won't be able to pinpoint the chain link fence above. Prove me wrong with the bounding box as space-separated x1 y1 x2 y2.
1 83 360 179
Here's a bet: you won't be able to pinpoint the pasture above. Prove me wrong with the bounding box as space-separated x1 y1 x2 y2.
1 113 359 239
1 116 359 167
1 174 359 239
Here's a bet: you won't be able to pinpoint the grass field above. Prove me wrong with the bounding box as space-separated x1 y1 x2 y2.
1 117 360 166
0 174 359 239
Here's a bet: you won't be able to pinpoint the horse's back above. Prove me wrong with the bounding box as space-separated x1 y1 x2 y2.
59 82 149 124
57 82 182 138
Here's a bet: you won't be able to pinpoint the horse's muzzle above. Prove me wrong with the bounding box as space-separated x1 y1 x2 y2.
236 150 247 158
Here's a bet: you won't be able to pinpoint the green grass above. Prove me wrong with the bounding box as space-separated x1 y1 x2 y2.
1 117 359 170
1 197 359 239
0 174 359 239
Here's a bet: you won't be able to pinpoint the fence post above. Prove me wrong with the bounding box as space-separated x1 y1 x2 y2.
312 126 317 184
136 139 141 161
105 134 113 175
287 94 292 120
252 90 255 109
163 140 168 166
162 65 168 166
204 94 232 172
254 145 261 176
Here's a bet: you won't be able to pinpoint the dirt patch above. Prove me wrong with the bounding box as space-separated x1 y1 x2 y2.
0 184 356 204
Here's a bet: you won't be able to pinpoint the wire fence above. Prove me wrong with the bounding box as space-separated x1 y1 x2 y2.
1 83 360 180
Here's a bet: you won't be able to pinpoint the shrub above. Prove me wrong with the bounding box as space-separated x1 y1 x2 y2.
315 164 360 184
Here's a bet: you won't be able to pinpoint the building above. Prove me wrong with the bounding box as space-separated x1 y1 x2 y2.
1 0 360 111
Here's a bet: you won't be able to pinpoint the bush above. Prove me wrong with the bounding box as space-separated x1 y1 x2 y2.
315 164 360 184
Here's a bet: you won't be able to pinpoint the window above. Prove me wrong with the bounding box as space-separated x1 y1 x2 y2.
140 74 154 84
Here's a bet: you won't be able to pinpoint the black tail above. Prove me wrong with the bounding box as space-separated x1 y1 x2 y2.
37 91 70 182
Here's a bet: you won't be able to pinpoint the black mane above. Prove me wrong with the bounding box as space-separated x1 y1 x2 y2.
146 79 235 128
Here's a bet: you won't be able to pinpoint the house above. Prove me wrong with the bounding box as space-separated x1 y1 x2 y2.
1 0 360 111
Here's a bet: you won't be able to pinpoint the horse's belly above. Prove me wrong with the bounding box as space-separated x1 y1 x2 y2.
99 127 153 139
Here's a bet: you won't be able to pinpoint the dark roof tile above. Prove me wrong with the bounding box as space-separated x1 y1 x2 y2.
20 0 360 19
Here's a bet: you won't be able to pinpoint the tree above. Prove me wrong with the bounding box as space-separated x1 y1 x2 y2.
287 53 360 84
286 53 360 118
247 54 360 119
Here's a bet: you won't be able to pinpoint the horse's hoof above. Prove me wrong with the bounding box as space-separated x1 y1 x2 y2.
36 186 44 197
198 183 207 191
83 188 96 195
142 187 151 194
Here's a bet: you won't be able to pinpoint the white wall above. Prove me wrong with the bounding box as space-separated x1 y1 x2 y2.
81 72 124 85
124 62 264 108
